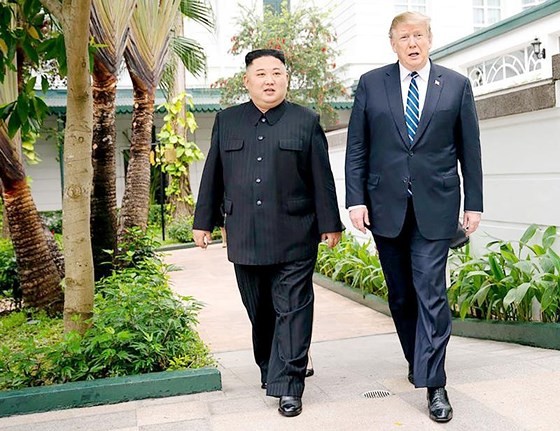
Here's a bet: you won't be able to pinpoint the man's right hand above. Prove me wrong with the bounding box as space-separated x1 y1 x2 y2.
193 229 212 249
349 207 370 234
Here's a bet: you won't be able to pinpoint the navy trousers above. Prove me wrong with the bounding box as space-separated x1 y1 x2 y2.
234 255 316 397
373 199 452 388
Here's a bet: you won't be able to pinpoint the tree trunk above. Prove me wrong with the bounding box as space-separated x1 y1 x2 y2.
118 71 154 236
61 0 95 334
91 60 118 281
170 170 194 218
0 129 63 311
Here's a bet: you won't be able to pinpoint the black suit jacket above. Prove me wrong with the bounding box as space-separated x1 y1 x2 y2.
345 61 483 240
194 100 343 265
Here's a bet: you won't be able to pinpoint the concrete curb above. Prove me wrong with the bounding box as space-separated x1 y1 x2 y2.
313 272 560 350
0 367 221 418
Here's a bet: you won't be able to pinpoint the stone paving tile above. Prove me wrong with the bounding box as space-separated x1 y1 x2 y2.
139 419 211 431
136 400 209 427
0 410 137 431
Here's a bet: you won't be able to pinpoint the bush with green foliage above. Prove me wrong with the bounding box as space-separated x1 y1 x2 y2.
448 224 560 322
0 239 20 305
168 216 195 243
39 210 63 234
315 233 387 299
0 231 214 391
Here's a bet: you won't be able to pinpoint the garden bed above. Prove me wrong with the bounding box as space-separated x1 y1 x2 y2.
313 273 560 350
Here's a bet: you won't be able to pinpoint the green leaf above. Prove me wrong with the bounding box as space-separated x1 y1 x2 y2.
542 226 557 249
520 224 538 244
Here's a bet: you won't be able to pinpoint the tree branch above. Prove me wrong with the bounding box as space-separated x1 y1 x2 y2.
39 0 64 25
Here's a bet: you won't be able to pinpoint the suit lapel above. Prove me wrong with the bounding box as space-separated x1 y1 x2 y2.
384 63 409 148
412 63 443 148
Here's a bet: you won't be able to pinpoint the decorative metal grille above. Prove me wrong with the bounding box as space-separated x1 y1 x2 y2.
466 46 542 88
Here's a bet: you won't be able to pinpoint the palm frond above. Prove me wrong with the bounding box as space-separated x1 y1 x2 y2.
126 0 182 87
91 0 137 74
170 35 206 77
180 0 214 30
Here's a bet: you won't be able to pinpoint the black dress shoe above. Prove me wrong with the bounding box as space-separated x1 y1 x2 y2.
305 368 314 377
278 396 302 417
427 387 453 422
407 364 414 385
261 382 267 389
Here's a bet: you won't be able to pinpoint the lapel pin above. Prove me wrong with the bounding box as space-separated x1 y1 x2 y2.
434 79 440 86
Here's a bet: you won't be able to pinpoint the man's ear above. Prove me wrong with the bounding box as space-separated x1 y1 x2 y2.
243 73 249 88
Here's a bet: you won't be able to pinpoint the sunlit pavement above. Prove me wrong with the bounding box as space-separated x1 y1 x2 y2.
2 244 560 430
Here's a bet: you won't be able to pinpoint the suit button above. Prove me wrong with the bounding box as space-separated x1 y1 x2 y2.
255 178 261 183
408 151 413 156
257 135 264 141
257 156 263 162
256 200 262 206
260 117 266 123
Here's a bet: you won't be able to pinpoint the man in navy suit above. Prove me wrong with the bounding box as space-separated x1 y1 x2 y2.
345 12 483 422
193 49 343 418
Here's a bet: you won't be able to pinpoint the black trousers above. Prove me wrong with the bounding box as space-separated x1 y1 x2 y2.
233 255 316 397
373 199 452 388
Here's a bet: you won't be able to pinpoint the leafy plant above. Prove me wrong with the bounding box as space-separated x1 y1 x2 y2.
316 233 387 299
167 215 194 243
0 247 214 390
448 225 560 322
213 1 347 128
155 93 204 215
0 239 20 308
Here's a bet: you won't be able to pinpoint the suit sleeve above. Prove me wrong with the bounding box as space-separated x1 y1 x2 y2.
310 116 344 234
345 75 369 208
193 112 224 231
457 78 483 212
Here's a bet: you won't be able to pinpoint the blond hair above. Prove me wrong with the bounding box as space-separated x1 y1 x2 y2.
388 11 432 39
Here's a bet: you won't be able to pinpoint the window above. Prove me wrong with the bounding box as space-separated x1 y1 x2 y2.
394 0 426 14
521 0 546 10
473 0 501 31
263 0 289 14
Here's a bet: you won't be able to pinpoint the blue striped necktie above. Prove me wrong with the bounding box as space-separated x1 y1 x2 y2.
405 71 420 145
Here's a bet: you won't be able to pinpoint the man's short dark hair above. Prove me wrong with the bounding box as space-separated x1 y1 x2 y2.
245 49 286 67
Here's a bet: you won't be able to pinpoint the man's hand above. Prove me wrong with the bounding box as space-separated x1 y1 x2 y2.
193 229 212 249
321 232 342 249
462 211 481 236
349 207 370 234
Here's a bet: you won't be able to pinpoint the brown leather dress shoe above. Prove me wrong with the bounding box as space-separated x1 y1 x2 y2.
278 396 302 417
427 387 453 422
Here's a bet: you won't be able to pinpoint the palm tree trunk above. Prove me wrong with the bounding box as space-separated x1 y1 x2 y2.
0 129 63 311
91 60 118 280
118 71 154 236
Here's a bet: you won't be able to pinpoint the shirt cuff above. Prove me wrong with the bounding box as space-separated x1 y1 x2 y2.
348 204 367 212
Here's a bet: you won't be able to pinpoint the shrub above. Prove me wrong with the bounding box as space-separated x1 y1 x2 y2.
448 224 560 322
0 238 214 391
0 239 20 307
39 210 62 234
168 216 194 243
315 233 387 299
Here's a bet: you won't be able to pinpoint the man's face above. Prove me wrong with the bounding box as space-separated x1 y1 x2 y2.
243 56 288 112
390 21 432 71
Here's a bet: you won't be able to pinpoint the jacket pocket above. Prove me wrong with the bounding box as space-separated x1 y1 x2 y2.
286 198 313 215
279 139 303 151
223 198 233 215
224 139 244 151
442 175 460 188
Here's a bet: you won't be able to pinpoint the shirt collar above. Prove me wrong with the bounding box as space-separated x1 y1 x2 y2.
398 60 431 82
247 100 287 125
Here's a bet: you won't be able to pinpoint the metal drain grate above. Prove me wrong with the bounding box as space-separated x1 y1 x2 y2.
362 389 392 399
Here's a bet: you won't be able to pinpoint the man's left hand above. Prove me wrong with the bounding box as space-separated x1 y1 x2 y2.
321 232 342 249
462 211 481 235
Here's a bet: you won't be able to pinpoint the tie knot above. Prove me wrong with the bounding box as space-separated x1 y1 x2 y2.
410 71 419 80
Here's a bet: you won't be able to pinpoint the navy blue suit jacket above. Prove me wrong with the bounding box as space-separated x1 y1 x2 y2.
345 61 483 240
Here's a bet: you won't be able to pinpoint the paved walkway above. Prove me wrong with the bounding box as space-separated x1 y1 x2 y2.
2 245 560 430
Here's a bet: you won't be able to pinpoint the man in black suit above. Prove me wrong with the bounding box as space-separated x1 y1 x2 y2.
193 49 343 418
345 12 483 422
